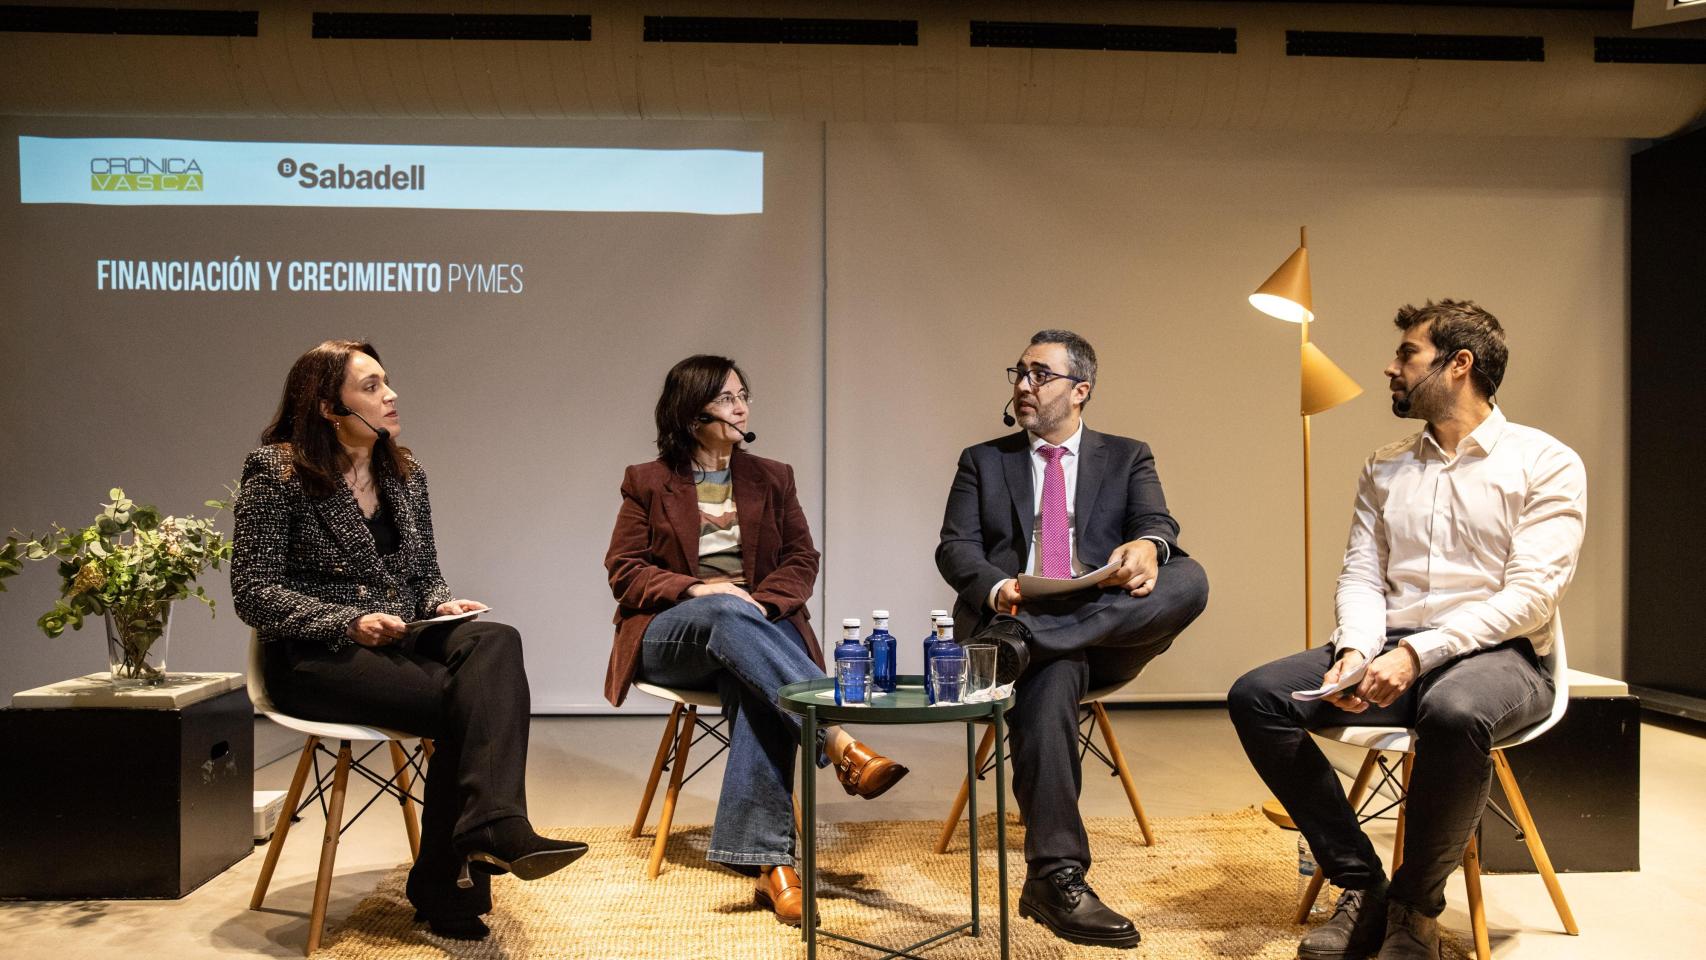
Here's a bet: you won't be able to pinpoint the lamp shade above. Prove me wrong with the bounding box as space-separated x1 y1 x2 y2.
1249 244 1313 324
1300 341 1363 416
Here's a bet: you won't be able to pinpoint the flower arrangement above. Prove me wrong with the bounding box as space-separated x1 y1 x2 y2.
1 488 234 684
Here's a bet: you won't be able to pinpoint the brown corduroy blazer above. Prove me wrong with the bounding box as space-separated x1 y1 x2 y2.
603 449 823 707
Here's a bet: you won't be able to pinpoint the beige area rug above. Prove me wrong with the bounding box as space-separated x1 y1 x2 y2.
317 809 1469 959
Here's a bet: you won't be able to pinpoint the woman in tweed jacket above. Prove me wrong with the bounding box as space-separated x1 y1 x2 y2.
232 339 584 941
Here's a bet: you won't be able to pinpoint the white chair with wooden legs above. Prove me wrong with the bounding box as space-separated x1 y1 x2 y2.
1296 632 1578 960
246 635 432 956
934 679 1157 854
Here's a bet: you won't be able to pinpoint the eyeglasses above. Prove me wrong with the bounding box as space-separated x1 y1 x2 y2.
708 391 752 409
1006 366 1086 388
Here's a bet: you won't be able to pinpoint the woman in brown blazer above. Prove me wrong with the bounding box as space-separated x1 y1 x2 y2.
605 355 907 926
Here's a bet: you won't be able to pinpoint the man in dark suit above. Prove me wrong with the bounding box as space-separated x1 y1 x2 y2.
937 329 1210 949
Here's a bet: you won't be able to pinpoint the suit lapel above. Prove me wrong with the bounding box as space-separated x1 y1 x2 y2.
661 468 701 573
381 475 422 559
1002 435 1035 551
315 482 384 581
1074 429 1108 548
731 450 766 583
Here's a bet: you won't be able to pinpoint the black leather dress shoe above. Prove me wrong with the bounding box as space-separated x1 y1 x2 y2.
1019 866 1141 949
455 818 589 888
967 615 1032 685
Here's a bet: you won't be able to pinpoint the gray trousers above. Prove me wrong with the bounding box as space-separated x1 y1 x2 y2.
1007 557 1210 878
1227 634 1552 916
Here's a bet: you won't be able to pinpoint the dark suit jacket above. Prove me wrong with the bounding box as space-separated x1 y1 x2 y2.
231 444 454 652
935 428 1186 639
603 449 823 707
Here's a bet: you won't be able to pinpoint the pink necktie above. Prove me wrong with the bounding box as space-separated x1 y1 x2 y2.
1038 445 1071 578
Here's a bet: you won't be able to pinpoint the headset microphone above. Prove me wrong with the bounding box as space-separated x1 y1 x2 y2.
332 402 391 442
1001 398 1016 428
695 413 756 444
1392 363 1447 417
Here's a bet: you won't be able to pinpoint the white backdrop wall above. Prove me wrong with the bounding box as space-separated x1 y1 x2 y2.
0 119 1627 708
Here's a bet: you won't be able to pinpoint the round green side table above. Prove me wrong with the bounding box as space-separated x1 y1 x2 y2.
780 675 1014 960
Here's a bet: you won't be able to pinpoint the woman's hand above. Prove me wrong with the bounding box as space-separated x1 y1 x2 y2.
347 612 407 646
436 599 489 616
687 581 766 614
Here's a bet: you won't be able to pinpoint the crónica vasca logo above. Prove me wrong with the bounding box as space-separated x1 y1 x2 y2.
89 155 203 191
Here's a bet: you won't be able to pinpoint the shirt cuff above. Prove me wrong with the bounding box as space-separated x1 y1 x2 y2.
1397 629 1457 676
1329 628 1384 664
988 579 1013 611
1139 536 1171 565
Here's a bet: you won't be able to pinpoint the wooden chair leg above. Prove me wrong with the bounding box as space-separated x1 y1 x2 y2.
1297 749 1382 924
647 705 697 879
1392 753 1414 873
1493 750 1579 935
1091 701 1155 846
250 736 318 910
632 703 683 838
934 724 997 854
389 740 421 861
793 795 803 837
305 741 353 956
1463 833 1491 960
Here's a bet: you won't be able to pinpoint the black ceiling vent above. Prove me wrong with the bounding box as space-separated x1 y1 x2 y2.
0 5 257 36
1595 36 1706 64
1287 30 1544 62
312 12 590 41
643 16 917 46
970 20 1236 54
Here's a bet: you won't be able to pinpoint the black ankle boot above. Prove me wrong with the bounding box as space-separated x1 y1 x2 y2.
454 818 589 888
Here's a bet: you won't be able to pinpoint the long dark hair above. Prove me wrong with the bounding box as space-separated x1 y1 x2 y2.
260 339 414 498
654 354 748 476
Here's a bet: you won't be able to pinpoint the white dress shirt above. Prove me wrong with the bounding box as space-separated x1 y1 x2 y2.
986 421 1172 610
1330 405 1587 675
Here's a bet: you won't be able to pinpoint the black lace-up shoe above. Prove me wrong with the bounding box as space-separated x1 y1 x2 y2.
1019 866 1141 948
967 615 1031 684
1375 900 1440 960
1298 879 1389 960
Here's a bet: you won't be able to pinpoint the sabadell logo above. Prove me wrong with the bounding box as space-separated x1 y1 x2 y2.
89 156 204 192
277 156 425 191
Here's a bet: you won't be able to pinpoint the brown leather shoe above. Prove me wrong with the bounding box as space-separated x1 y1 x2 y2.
755 865 803 926
834 740 910 799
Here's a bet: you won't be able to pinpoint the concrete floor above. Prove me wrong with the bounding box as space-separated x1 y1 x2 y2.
2 707 1700 958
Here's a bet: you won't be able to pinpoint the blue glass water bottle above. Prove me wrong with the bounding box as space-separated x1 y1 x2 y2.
833 618 870 705
922 608 949 691
867 610 897 694
924 615 960 705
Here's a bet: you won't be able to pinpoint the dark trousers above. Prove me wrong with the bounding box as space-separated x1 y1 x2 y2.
1007 556 1210 878
263 619 532 917
1227 635 1552 916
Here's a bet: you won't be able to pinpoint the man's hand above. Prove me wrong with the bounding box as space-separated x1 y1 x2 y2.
436 599 489 616
1321 649 1368 712
687 581 766 614
1102 539 1160 597
347 612 406 647
1356 644 1420 708
994 578 1023 611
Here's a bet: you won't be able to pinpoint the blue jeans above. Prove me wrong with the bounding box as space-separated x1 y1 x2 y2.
640 594 825 869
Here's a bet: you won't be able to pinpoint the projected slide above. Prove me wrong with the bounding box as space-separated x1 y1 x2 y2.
18 136 763 214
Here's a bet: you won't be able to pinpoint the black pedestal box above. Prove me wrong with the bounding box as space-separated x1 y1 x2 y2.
0 687 254 899
1477 695 1640 874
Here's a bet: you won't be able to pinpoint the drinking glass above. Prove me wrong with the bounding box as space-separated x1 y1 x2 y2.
962 643 998 703
835 658 871 706
928 655 967 705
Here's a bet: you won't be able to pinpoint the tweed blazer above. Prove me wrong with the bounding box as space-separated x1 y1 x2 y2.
231 444 454 652
603 449 823 707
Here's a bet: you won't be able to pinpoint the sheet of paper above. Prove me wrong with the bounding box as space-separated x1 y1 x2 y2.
403 608 487 636
1016 560 1120 599
1290 660 1369 702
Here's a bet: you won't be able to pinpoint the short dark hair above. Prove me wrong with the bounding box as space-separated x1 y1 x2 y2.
1393 299 1508 399
654 355 749 476
1028 329 1097 406
260 339 414 498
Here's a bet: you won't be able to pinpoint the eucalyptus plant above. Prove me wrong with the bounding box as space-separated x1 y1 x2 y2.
1 487 235 681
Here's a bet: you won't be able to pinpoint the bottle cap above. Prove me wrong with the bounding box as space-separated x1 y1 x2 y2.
842 618 862 628
929 609 949 618
933 615 952 625
872 610 889 619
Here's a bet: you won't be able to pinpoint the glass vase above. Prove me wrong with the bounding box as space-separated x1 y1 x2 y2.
104 602 172 687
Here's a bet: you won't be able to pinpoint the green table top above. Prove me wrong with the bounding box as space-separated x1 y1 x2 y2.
779 675 1011 724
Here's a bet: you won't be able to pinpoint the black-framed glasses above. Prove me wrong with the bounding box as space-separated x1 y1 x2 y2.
1005 366 1085 388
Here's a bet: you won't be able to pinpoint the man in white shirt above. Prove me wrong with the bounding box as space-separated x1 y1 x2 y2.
1228 300 1586 960
937 329 1210 949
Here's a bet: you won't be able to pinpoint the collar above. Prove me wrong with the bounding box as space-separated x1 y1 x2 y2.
1028 420 1084 457
1419 404 1506 460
